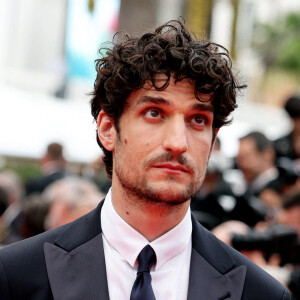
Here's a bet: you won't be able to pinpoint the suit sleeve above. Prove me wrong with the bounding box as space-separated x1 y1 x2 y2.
281 288 291 300
0 257 11 299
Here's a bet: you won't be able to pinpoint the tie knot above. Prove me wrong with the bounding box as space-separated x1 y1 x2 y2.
137 245 156 273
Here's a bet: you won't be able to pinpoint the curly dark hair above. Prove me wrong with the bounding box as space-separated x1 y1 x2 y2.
284 95 300 119
91 19 245 178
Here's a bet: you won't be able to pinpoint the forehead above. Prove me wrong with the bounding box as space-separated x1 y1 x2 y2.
239 138 257 152
126 76 212 107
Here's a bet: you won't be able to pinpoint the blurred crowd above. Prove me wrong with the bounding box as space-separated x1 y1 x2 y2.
192 94 300 299
0 142 110 245
0 95 299 298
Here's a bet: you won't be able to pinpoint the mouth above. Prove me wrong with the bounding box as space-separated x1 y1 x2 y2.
152 163 190 174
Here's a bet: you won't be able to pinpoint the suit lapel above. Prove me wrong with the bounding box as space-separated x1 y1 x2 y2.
44 234 109 300
188 248 246 300
188 215 247 300
43 201 247 300
44 201 109 300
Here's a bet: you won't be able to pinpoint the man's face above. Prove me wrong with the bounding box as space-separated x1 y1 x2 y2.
109 77 216 206
237 138 263 183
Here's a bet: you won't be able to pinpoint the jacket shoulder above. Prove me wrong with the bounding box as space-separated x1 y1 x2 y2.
0 202 103 300
191 216 290 299
0 227 63 300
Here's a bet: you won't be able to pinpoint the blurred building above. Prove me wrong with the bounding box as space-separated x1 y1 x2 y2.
1 0 299 98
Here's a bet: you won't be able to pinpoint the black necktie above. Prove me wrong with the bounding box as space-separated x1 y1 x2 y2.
130 245 156 300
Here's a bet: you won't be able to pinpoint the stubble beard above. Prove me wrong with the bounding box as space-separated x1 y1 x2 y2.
114 140 206 208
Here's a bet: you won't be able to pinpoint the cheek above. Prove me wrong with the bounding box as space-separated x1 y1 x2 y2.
129 130 161 151
118 135 152 164
191 136 211 158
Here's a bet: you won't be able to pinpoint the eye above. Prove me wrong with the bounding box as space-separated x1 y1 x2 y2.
145 109 160 119
191 115 206 125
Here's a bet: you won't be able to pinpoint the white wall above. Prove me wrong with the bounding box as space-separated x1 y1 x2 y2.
0 0 67 93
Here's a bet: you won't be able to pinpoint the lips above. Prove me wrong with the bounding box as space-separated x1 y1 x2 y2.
152 163 190 173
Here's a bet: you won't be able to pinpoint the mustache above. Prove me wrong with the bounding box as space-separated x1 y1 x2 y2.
144 152 195 172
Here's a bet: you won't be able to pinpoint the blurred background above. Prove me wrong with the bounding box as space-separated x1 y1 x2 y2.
0 0 299 174
1 1 300 296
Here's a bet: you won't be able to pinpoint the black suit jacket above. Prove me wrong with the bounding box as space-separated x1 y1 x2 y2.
0 201 290 299
25 170 65 196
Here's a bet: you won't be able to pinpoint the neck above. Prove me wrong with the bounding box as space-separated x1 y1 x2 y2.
110 182 190 242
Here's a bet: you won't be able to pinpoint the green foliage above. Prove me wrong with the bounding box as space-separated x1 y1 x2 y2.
0 159 42 183
10 165 42 183
253 12 300 76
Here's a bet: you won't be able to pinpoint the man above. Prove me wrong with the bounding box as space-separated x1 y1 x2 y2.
274 95 300 163
277 189 300 240
276 190 300 299
44 176 103 230
190 138 237 230
0 186 9 243
0 170 24 244
235 131 282 226
237 131 279 198
0 19 290 299
25 142 66 196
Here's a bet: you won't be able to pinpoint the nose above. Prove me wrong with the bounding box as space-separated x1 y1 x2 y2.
162 115 188 156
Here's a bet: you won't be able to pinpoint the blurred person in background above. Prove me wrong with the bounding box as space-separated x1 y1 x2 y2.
192 135 268 229
0 170 24 244
259 157 300 223
81 155 112 194
237 131 279 199
0 186 9 245
25 142 67 196
43 176 103 230
213 189 300 299
277 189 300 240
274 95 300 165
0 187 8 219
0 19 290 300
191 137 237 229
276 190 300 300
236 131 281 224
212 220 297 297
20 194 50 239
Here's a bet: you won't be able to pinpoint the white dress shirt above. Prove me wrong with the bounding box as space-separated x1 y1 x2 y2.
101 189 192 300
249 167 279 195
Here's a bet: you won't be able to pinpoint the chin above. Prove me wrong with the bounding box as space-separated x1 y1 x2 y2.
144 182 195 205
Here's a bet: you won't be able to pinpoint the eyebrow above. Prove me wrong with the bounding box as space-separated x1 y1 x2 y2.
191 102 214 113
136 95 170 107
136 95 214 113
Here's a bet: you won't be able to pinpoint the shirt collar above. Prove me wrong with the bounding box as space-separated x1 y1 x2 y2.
101 188 192 270
250 167 278 192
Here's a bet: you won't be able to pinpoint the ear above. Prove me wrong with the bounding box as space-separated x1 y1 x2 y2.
97 111 116 151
